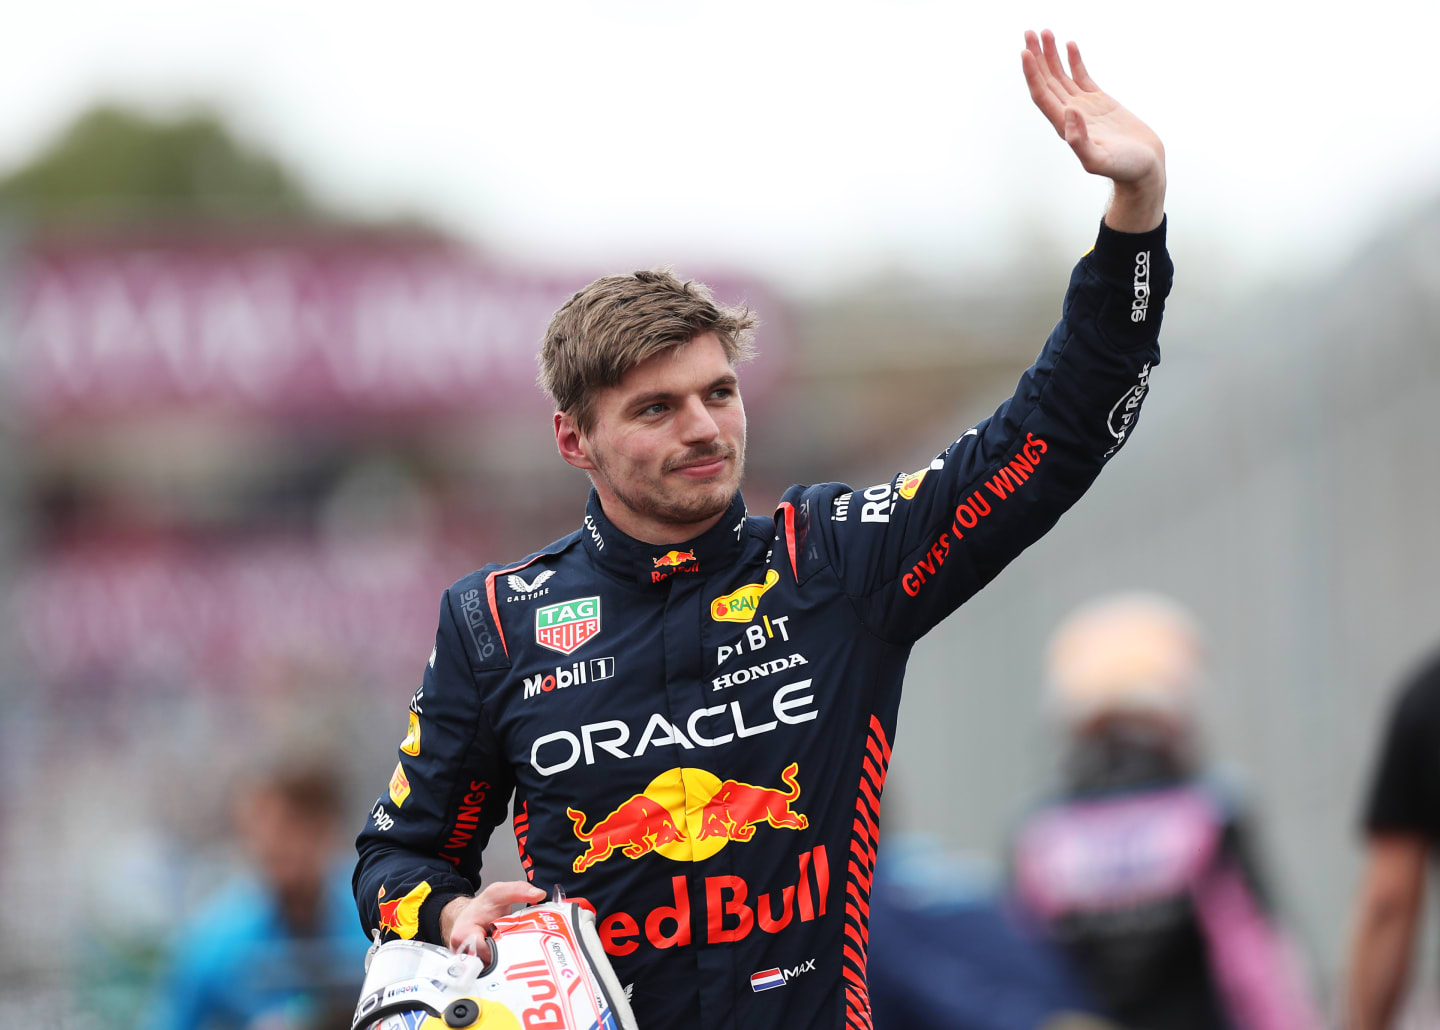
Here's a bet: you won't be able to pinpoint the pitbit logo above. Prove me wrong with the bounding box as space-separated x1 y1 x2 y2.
377 880 432 940
567 763 808 874
710 569 780 623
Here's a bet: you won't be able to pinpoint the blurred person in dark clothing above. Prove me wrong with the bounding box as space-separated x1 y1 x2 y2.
1346 647 1440 1030
1009 594 1320 1030
147 760 370 1030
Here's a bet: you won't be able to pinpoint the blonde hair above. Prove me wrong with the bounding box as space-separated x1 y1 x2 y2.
538 269 757 433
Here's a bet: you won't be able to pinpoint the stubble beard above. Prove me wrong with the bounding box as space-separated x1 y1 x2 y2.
595 442 745 533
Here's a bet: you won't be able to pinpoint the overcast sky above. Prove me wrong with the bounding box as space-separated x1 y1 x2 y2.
4 1 1438 296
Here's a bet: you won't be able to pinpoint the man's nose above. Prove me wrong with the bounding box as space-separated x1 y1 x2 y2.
676 396 720 444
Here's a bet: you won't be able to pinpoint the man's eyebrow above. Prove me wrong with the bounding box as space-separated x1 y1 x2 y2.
623 388 675 410
624 374 738 409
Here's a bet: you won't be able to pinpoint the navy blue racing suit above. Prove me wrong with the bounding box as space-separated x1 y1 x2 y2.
354 219 1172 1030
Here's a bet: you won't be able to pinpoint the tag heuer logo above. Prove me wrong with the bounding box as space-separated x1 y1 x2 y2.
535 596 601 655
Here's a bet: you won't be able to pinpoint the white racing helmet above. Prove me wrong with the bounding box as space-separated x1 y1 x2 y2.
353 899 639 1030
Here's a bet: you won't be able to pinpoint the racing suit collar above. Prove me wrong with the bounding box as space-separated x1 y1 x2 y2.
580 489 748 586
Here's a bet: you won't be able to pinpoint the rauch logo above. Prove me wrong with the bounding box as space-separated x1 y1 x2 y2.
710 570 780 623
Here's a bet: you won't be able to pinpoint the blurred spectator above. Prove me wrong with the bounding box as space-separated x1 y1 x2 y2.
870 834 1116 1030
1345 647 1440 1030
1008 593 1320 1030
145 758 370 1030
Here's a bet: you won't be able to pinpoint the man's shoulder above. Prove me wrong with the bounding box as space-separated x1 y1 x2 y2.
772 481 857 536
441 528 596 670
776 481 857 506
444 528 587 597
1381 646 1440 735
1399 646 1440 704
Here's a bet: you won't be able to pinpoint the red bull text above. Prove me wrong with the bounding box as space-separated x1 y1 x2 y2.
650 549 700 583
578 845 831 957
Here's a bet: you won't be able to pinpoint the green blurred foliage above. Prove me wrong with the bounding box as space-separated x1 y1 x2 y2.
0 103 323 225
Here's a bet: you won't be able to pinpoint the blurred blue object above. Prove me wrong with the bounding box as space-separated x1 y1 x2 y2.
144 863 370 1030
869 834 1102 1030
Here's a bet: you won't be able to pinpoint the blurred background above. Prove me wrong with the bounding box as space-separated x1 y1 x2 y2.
1 2 1438 1027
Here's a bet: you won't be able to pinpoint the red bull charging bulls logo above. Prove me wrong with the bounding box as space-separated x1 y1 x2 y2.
567 763 808 873
649 549 699 583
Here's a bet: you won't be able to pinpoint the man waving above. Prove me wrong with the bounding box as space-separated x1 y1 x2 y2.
355 30 1171 1030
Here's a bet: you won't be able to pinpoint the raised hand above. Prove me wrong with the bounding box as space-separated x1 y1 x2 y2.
1021 29 1165 232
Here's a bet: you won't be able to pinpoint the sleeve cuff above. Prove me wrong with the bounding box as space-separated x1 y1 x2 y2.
419 889 469 946
1089 215 1168 286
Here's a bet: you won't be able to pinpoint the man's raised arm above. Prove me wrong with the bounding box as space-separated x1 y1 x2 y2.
781 30 1172 644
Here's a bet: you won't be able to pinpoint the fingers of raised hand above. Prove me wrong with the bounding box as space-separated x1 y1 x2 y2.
1040 30 1081 96
1022 48 1067 135
1023 31 1070 107
1066 40 1100 92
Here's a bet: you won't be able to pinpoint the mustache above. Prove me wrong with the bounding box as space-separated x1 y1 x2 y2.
663 444 736 473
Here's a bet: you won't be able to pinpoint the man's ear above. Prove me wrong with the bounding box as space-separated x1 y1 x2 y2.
555 412 597 471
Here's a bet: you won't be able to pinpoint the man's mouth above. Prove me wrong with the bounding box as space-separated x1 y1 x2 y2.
669 451 730 478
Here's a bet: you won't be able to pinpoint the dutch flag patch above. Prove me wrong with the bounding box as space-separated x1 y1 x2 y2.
750 968 785 992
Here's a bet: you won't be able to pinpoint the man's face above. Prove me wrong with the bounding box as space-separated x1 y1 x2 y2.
580 332 746 535
237 789 334 899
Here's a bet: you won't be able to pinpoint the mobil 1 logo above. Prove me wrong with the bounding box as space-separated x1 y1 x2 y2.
523 657 616 700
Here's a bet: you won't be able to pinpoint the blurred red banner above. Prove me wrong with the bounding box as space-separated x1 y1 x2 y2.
14 532 471 690
11 236 782 423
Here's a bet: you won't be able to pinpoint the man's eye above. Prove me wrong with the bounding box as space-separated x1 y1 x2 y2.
640 403 667 417
710 388 733 400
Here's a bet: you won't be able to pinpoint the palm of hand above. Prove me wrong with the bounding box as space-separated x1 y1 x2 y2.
1022 29 1164 186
